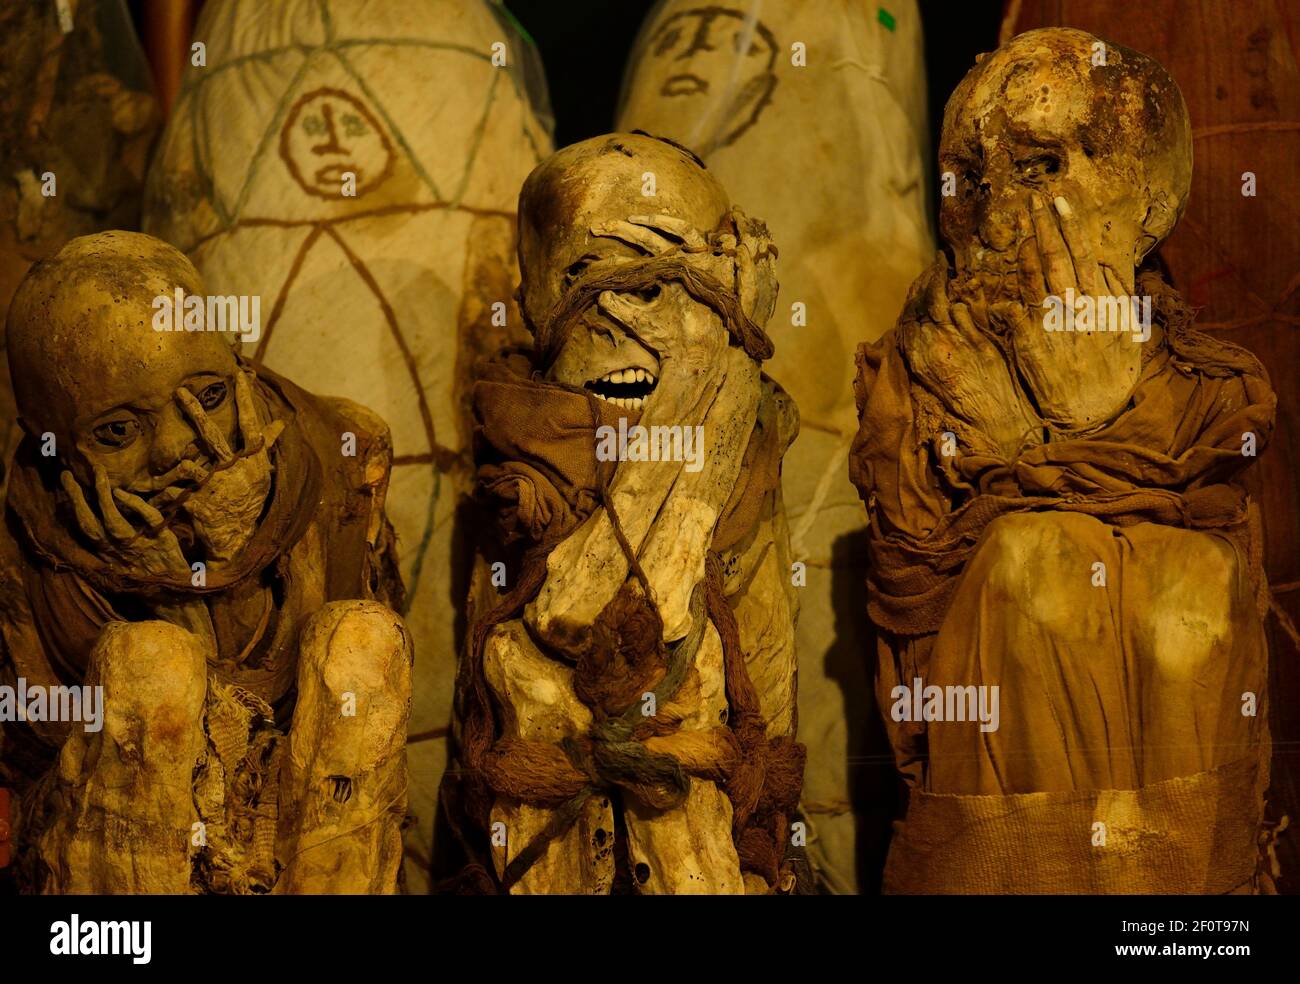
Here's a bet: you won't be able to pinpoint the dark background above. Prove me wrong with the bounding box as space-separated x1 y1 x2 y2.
502 0 1006 219
124 0 1007 214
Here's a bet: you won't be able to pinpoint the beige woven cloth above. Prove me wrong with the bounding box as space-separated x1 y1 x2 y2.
885 756 1264 894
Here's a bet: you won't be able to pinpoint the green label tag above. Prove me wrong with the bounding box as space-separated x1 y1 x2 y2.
878 7 897 32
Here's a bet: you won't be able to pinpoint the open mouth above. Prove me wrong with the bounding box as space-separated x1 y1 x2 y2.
585 367 658 411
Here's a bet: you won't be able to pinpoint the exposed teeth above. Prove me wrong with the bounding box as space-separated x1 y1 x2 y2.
595 367 660 385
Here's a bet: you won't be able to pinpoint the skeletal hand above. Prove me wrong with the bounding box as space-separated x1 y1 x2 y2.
588 215 732 433
592 208 775 309
998 191 1143 430
727 207 778 327
900 254 1040 458
175 370 285 564
61 464 190 579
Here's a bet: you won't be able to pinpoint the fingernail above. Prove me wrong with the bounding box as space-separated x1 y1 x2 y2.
1053 196 1072 218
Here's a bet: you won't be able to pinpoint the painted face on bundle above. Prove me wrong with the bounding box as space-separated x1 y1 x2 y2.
621 7 779 153
517 134 732 416
938 29 1190 304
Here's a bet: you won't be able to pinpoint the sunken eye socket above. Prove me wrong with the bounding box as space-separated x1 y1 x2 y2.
91 417 141 450
564 255 604 286
1017 153 1063 181
196 381 228 412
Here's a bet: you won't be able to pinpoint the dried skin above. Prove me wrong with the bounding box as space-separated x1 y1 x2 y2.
6 233 412 894
473 133 799 893
932 28 1191 433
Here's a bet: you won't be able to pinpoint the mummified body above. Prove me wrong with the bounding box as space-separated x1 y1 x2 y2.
851 29 1278 893
444 133 805 894
0 231 412 894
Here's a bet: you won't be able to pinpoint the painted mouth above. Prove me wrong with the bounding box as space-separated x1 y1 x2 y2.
585 367 658 411
662 74 708 96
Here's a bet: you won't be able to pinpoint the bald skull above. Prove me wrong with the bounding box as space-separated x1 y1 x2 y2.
517 133 734 411
938 28 1192 301
6 231 241 491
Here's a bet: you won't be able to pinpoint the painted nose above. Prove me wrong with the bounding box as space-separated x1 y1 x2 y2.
149 404 203 474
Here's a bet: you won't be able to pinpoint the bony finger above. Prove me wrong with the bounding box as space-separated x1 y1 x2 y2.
596 289 663 343
590 219 670 256
735 239 756 311
235 370 264 449
93 465 136 540
263 418 287 451
1030 193 1074 298
148 458 209 490
990 300 1036 338
1016 209 1047 306
627 214 707 251
113 488 165 531
176 386 234 462
151 484 193 510
924 258 952 326
1100 262 1132 298
60 470 106 544
1052 196 1100 295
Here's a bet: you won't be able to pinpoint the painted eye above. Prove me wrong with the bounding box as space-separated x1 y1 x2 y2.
653 27 682 57
92 417 141 449
197 381 227 411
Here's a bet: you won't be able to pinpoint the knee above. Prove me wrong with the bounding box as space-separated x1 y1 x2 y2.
89 620 206 756
295 602 412 746
1138 531 1245 685
299 600 412 692
976 512 1105 636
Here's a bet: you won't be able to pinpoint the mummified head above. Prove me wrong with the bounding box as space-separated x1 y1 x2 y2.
517 132 731 412
939 28 1191 298
6 231 240 491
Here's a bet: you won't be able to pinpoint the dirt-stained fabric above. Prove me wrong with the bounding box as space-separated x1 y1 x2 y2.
853 270 1274 640
885 755 1263 894
1 364 403 745
444 346 804 892
850 266 1277 892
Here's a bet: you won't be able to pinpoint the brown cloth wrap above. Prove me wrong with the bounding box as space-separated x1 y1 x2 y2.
850 269 1278 893
1 365 403 747
445 345 804 892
